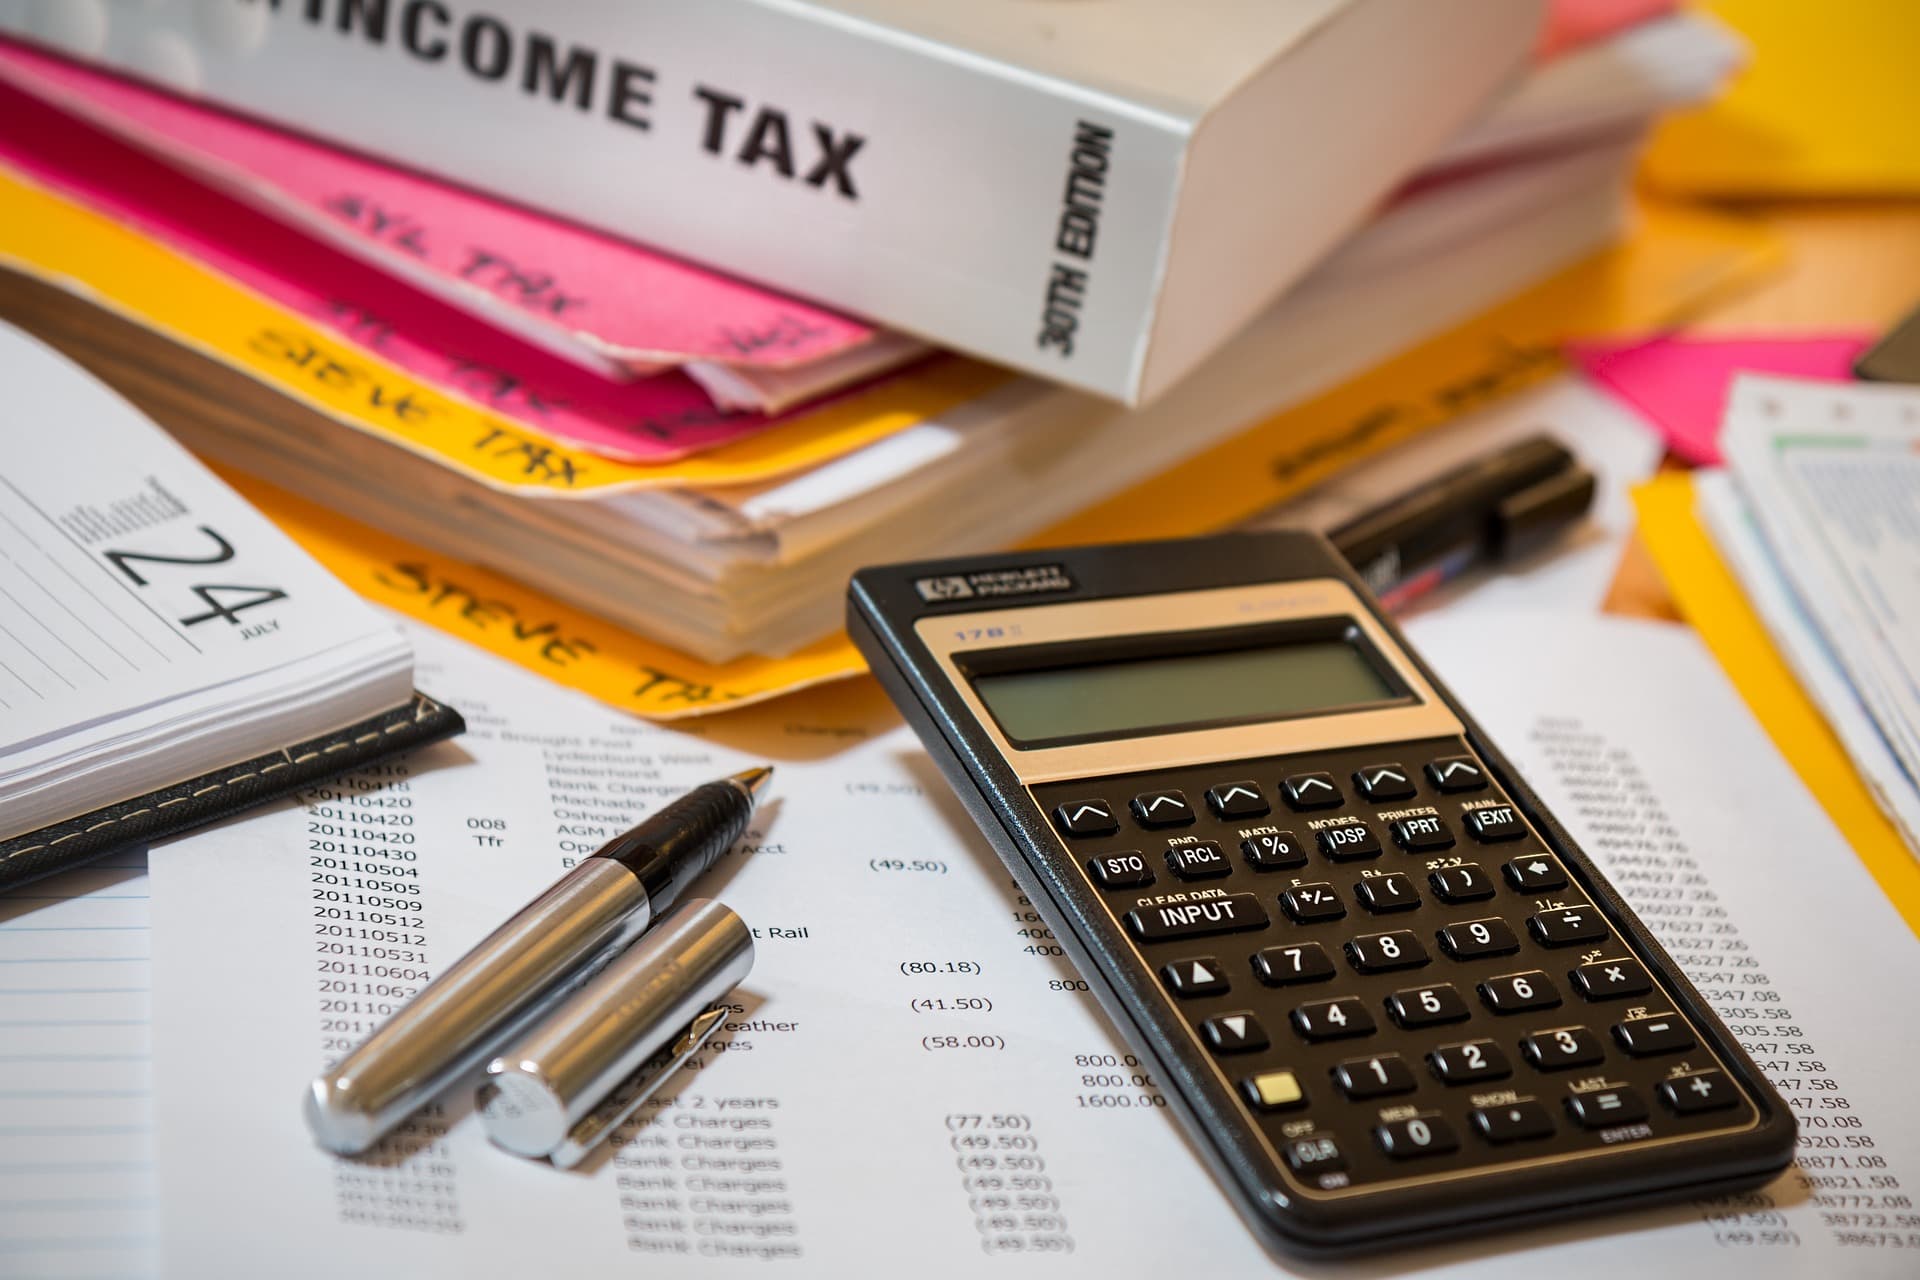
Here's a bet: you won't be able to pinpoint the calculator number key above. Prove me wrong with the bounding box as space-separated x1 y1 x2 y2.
1087 852 1153 890
1291 997 1375 1041
1345 930 1429 973
1253 943 1335 986
1521 1026 1605 1071
1463 804 1527 842
1242 832 1308 870
1428 863 1495 903
1281 883 1346 923
1165 841 1231 880
1479 970 1561 1013
1387 983 1470 1028
1354 872 1420 913
1430 1039 1512 1084
1317 823 1381 861
1437 917 1520 960
1529 906 1608 947
1571 958 1653 1000
1353 764 1416 802
1376 1113 1459 1159
1334 1053 1416 1099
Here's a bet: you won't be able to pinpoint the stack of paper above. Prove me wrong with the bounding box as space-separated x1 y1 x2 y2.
0 5 1745 684
0 321 414 841
1698 376 1920 856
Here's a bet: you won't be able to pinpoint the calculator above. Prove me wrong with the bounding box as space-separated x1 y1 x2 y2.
848 532 1795 1256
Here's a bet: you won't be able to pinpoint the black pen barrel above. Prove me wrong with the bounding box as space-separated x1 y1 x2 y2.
592 773 762 916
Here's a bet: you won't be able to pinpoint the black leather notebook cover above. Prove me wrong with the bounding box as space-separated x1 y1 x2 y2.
0 691 464 890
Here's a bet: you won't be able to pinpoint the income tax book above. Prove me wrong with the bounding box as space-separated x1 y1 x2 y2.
0 322 462 887
0 0 1543 403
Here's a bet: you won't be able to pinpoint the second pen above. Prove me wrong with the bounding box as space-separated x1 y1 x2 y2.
305 766 771 1154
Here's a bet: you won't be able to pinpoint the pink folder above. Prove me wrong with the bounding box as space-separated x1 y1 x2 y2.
0 38 880 380
0 78 914 463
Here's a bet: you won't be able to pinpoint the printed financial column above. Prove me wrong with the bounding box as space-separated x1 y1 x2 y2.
1530 715 1920 1254
303 756 464 1235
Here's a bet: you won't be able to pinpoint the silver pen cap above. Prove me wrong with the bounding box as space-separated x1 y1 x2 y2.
478 899 753 1164
305 858 651 1154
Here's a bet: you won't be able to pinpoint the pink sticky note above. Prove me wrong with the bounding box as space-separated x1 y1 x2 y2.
1536 0 1677 61
0 39 878 375
1570 334 1872 464
0 79 899 464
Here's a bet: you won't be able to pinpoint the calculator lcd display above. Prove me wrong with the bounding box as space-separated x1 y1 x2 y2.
969 632 1402 747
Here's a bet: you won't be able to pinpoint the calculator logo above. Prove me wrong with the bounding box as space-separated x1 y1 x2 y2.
915 563 1075 603
915 575 977 602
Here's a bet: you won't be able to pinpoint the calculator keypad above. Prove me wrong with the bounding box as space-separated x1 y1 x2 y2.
1034 735 1758 1196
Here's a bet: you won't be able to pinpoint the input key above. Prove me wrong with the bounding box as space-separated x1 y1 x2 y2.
1125 893 1269 942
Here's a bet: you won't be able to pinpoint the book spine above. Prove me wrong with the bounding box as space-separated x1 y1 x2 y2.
0 0 1188 400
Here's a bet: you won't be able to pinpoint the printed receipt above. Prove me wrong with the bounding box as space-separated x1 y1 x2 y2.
146 617 1920 1276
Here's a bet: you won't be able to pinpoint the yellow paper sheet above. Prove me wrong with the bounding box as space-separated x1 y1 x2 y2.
223 468 867 719
1632 472 1920 935
0 163 1005 495
1642 0 1920 196
1046 201 1781 545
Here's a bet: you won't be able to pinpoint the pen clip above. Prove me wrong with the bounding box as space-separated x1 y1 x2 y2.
550 1002 729 1169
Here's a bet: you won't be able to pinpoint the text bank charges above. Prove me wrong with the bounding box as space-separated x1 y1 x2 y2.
847 532 1793 1256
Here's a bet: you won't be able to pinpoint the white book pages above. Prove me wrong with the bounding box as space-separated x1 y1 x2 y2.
1432 12 1744 169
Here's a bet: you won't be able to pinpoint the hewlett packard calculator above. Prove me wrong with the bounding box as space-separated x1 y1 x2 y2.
848 532 1794 1256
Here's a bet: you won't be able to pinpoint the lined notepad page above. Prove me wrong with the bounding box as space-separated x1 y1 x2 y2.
0 853 155 1279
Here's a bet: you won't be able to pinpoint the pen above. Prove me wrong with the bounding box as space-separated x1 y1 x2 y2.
305 766 771 1154
1328 433 1594 611
478 897 754 1167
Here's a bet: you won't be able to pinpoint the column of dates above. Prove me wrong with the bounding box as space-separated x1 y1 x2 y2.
1530 717 1918 1253
304 761 464 1236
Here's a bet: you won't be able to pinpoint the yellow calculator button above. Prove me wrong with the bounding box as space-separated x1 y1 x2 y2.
1245 1070 1305 1110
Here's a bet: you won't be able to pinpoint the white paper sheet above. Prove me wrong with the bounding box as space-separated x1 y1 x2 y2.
0 852 155 1279
1723 374 1920 800
1694 469 1920 856
146 617 1920 1276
